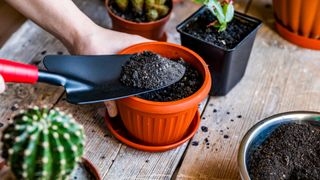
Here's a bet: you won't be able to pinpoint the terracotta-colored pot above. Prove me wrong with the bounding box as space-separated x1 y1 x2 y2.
105 0 172 41
81 158 101 180
116 42 211 146
273 0 320 50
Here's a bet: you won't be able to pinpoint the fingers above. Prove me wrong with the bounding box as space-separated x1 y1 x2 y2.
104 101 118 118
0 75 5 93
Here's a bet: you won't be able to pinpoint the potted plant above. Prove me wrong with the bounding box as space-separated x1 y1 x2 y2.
273 0 320 50
176 0 261 96
113 42 211 146
0 107 101 180
238 111 320 179
105 0 172 40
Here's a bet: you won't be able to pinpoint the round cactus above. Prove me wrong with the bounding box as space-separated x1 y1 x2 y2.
0 106 85 180
114 0 169 21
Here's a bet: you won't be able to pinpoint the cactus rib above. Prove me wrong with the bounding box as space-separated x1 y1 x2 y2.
1 107 85 180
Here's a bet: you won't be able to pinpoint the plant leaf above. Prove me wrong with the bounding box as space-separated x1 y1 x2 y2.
224 3 234 22
218 23 227 32
193 0 210 4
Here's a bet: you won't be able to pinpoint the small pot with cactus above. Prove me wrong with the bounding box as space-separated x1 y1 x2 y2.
106 0 172 40
0 107 101 180
177 0 262 96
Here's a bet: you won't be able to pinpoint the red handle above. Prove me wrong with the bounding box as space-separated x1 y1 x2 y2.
0 59 38 84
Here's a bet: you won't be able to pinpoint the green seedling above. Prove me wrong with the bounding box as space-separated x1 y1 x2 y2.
1 107 85 180
115 0 169 21
194 0 234 32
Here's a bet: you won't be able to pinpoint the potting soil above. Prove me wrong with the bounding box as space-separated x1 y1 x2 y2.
137 56 202 102
120 51 202 102
181 9 255 49
249 123 320 180
120 51 186 90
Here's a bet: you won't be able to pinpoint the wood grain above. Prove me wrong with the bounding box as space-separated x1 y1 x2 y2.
3 0 318 179
175 0 320 179
0 1 208 180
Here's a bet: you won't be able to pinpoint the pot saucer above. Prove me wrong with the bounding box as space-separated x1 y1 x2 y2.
105 111 200 152
275 21 320 50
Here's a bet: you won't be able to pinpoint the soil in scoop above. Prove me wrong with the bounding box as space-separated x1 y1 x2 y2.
181 9 256 49
120 51 202 102
249 123 320 180
138 58 202 102
108 0 170 23
120 51 186 90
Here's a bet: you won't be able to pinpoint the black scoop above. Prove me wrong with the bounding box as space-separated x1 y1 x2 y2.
0 55 185 104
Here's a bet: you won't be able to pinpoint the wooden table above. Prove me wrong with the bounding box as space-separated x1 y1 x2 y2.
1 0 320 179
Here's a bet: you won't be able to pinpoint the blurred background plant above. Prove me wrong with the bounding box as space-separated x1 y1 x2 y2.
115 0 170 21
194 0 234 31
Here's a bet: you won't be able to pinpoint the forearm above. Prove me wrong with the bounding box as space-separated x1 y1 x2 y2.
5 0 97 51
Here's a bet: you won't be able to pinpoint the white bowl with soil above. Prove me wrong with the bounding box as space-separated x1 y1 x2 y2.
177 6 262 96
238 111 320 180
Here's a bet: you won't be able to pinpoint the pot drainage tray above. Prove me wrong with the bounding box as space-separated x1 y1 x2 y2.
105 111 200 152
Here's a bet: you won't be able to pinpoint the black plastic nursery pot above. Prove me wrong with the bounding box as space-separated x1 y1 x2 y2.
177 6 262 96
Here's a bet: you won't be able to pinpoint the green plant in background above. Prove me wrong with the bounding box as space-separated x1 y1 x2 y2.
115 0 170 21
0 107 85 179
194 0 234 32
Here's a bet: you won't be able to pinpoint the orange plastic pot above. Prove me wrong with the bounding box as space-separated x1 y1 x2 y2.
273 0 320 50
116 42 211 146
105 0 172 41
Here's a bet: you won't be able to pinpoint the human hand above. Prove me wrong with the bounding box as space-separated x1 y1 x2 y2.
0 75 5 93
70 25 152 117
5 0 151 117
70 25 152 55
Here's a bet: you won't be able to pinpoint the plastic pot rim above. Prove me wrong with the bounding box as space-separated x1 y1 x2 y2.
117 42 211 114
176 6 262 52
81 157 102 180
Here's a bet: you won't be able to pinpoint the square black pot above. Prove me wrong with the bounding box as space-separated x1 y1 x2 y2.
176 6 262 96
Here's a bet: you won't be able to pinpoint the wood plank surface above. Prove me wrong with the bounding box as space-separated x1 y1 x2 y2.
175 0 320 179
1 1 208 179
100 1 250 179
3 0 318 179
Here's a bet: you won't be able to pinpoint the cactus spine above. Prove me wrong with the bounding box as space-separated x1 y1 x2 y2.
115 0 169 21
1 107 85 180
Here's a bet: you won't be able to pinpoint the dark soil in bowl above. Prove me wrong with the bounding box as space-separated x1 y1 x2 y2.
249 123 320 180
108 0 170 23
120 51 185 89
120 51 202 102
181 9 255 49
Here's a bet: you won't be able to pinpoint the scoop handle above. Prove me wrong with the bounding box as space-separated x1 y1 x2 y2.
0 59 39 84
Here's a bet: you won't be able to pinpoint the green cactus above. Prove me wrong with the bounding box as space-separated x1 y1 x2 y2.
0 106 85 180
131 0 144 14
115 0 128 12
115 0 169 21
